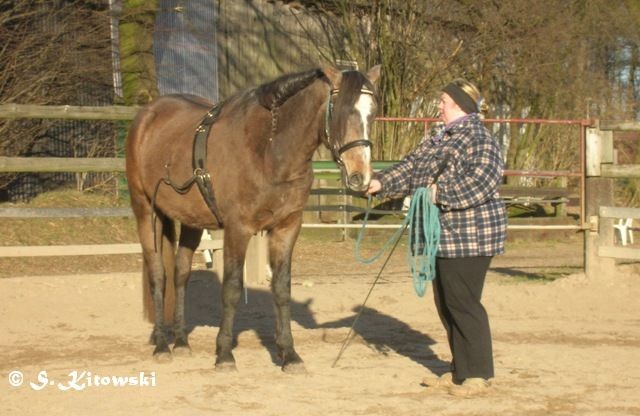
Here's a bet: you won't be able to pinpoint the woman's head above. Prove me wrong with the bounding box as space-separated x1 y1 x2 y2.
438 79 482 124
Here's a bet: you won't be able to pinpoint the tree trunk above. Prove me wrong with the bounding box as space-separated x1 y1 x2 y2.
118 0 158 105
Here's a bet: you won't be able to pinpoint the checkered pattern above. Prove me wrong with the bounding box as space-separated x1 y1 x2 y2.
376 113 507 258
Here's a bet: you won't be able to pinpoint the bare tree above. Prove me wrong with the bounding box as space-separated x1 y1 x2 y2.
321 0 640 186
0 0 114 198
118 0 158 105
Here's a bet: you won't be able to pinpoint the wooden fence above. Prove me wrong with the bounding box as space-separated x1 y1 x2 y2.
0 156 580 285
6 104 639 282
584 120 640 279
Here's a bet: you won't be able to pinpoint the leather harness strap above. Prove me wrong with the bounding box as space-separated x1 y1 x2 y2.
191 104 224 227
154 104 224 230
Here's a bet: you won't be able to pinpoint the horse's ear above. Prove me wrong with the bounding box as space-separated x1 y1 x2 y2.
367 65 382 86
322 66 342 88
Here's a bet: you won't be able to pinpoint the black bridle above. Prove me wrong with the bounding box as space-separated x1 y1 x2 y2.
325 87 376 167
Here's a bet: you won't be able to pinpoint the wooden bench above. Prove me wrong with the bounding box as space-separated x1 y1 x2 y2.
499 185 575 217
304 184 577 223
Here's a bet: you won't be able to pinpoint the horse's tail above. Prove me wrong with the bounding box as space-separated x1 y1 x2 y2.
142 216 177 324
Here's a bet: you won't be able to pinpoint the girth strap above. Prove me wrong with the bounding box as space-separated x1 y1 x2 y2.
191 104 224 227
154 104 224 229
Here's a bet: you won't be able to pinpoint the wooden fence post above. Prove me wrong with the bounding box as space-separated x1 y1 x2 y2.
210 230 225 279
245 231 269 286
584 125 615 279
208 230 269 286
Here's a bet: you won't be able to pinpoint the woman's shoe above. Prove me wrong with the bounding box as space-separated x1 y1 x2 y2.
447 377 490 397
422 372 455 388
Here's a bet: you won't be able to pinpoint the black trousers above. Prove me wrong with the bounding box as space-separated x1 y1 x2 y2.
433 256 494 380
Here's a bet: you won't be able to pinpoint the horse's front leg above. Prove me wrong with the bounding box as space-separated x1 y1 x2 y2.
215 228 251 371
269 213 305 373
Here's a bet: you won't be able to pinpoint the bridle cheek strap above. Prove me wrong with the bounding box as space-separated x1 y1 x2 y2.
325 87 376 167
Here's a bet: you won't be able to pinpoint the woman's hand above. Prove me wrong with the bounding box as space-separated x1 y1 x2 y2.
366 179 382 196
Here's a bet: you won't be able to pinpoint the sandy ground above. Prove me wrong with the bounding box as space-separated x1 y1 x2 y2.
2 237 640 416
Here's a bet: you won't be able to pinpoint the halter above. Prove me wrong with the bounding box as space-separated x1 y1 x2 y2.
324 87 376 167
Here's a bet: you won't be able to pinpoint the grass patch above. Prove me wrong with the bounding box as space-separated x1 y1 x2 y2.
0 188 141 277
1 189 137 246
6 188 129 208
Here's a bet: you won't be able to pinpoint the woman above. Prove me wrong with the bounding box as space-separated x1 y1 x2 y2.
366 79 507 397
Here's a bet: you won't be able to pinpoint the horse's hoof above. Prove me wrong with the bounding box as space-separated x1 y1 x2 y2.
173 337 191 357
172 345 192 357
153 350 173 363
215 358 237 372
215 362 237 372
153 341 172 362
282 351 306 374
282 360 307 374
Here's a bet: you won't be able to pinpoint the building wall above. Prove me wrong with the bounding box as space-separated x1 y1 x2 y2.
153 0 345 101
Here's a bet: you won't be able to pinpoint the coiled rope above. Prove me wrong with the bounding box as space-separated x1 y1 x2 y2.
354 187 441 296
332 187 441 368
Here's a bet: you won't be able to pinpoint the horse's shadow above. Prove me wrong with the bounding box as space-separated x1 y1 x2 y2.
185 270 448 373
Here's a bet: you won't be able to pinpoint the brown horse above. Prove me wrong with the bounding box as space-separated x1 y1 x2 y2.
125 65 380 372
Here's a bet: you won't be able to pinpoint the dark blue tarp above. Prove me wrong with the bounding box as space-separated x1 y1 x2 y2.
154 0 219 103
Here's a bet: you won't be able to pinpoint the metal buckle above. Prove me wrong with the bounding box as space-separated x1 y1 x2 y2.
193 167 210 180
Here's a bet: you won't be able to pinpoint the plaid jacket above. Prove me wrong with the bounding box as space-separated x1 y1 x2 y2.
377 113 507 258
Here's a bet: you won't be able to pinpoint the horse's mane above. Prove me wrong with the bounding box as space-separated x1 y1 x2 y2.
255 68 325 110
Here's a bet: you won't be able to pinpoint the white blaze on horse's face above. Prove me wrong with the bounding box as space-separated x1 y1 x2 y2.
356 93 374 159
341 92 375 192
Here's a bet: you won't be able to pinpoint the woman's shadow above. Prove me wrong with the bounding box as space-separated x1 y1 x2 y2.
185 270 448 373
317 305 449 372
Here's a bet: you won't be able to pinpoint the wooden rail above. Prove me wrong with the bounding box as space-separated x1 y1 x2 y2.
598 120 640 131
0 157 124 173
0 104 138 120
600 164 640 178
0 240 223 258
0 157 387 175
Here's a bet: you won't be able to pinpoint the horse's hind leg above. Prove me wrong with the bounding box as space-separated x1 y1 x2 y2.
140 213 175 360
215 227 251 371
172 224 203 356
268 213 306 373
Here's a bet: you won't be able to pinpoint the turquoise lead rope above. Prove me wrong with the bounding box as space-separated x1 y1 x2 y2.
354 187 441 297
333 187 441 367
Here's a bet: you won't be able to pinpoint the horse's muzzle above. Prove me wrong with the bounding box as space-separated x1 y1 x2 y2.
347 172 367 191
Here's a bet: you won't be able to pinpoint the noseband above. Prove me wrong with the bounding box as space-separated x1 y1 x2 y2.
325 87 375 167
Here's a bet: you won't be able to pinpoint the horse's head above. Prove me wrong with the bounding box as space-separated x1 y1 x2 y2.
323 65 381 193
